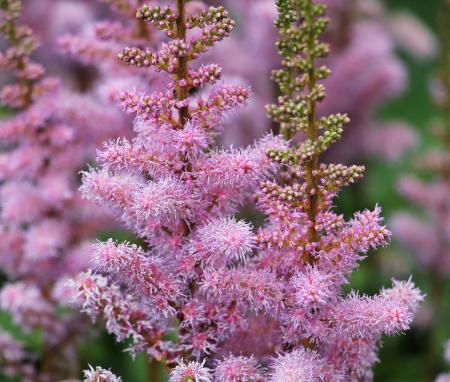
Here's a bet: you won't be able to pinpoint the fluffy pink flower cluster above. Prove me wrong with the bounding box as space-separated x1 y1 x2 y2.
70 0 424 381
0 1 123 380
59 0 161 102
75 0 286 369
16 0 96 90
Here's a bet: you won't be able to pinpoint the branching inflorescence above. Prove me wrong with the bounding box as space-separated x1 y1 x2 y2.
247 1 422 380
73 0 424 381
0 1 123 380
75 0 284 378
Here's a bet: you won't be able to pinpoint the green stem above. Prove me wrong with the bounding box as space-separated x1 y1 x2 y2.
304 0 320 254
176 0 189 124
147 358 160 382
4 9 34 108
426 275 444 381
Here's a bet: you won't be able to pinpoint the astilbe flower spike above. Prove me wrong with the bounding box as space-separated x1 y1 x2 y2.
72 0 423 381
248 0 421 380
73 0 286 378
0 1 124 380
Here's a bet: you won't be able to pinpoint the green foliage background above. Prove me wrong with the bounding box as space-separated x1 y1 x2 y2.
0 0 448 381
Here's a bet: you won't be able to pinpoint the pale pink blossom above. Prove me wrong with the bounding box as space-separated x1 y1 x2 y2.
170 361 212 382
83 366 122 382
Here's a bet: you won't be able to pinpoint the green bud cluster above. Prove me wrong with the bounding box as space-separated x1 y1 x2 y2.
269 0 349 145
266 0 364 245
137 5 176 32
260 180 304 206
186 6 231 29
319 164 365 191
